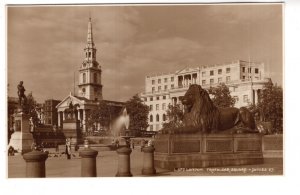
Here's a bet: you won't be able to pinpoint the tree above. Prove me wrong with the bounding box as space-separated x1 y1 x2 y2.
86 101 119 133
125 94 149 131
207 83 236 107
256 80 283 133
162 104 184 129
25 92 40 125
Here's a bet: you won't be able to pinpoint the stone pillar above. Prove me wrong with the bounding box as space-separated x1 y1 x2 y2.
142 146 156 175
23 150 48 178
116 147 132 177
79 147 98 177
58 111 60 128
83 109 86 133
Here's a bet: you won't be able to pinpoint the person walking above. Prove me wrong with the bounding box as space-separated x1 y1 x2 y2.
65 139 71 159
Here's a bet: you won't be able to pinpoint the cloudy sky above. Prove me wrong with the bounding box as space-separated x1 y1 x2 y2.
7 4 283 103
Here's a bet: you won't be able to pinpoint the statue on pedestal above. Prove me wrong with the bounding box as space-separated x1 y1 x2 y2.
17 81 27 107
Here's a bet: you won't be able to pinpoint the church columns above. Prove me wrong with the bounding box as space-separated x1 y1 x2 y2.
82 109 87 133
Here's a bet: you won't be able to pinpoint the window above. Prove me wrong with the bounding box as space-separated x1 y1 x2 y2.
88 52 91 58
156 96 160 100
202 80 206 85
158 86 161 91
152 80 155 85
150 115 153 122
149 105 153 111
218 77 222 83
152 87 155 92
150 97 153 101
218 69 222 74
210 70 214 76
243 95 248 103
255 68 259 74
164 78 168 83
158 79 161 84
164 85 168 90
210 79 214 84
94 73 97 83
83 73 86 83
226 76 230 83
242 67 245 73
242 76 246 80
150 125 153 131
162 103 166 110
171 84 174 89
156 114 159 122
156 104 159 110
226 68 230 73
248 68 251 73
171 77 174 82
163 114 167 121
94 88 98 93
202 72 206 77
82 88 85 93
144 98 147 102
163 96 166 100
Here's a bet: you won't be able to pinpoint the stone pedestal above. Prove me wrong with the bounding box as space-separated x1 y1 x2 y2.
23 150 48 178
8 112 34 154
142 146 156 175
116 147 132 177
79 148 98 177
154 133 264 170
63 119 82 150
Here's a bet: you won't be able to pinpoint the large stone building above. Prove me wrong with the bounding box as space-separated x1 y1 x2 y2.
43 99 61 126
56 17 124 133
140 60 270 131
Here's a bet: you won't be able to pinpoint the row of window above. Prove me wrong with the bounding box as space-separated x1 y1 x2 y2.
152 77 174 85
242 67 259 74
149 114 167 122
202 76 231 85
202 67 231 77
149 103 167 111
82 72 98 84
151 84 175 92
146 95 167 102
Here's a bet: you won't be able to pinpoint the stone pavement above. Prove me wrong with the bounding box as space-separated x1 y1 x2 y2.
7 147 283 178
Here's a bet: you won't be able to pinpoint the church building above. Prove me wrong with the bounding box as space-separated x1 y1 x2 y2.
56 17 124 133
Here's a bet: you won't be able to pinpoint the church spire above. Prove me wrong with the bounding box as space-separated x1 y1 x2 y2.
86 16 95 48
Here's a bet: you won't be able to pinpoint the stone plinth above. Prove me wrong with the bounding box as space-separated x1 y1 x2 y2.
154 133 264 170
79 148 98 177
116 147 132 177
23 150 48 178
142 146 156 175
63 119 82 148
8 112 34 154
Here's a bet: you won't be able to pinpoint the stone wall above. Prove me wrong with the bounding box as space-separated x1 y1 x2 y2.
262 134 283 158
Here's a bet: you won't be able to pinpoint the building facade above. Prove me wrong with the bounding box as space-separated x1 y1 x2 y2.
43 99 61 126
141 60 270 131
56 17 124 133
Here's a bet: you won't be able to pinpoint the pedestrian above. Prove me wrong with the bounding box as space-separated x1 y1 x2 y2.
131 139 135 149
65 139 71 159
115 139 119 148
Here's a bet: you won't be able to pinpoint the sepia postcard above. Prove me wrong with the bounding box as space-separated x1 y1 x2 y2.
6 3 283 179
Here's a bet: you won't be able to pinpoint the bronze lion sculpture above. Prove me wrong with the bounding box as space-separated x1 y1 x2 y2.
162 84 257 134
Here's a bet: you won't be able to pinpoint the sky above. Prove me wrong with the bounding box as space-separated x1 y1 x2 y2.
7 4 283 103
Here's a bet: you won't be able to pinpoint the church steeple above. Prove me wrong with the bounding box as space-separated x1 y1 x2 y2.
78 17 103 101
86 17 95 48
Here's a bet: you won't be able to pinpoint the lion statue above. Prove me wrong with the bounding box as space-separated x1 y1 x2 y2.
163 84 257 134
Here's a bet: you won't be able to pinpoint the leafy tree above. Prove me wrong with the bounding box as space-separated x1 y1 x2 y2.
25 92 40 126
256 80 283 133
125 94 149 131
86 101 119 133
162 104 184 129
207 83 236 107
